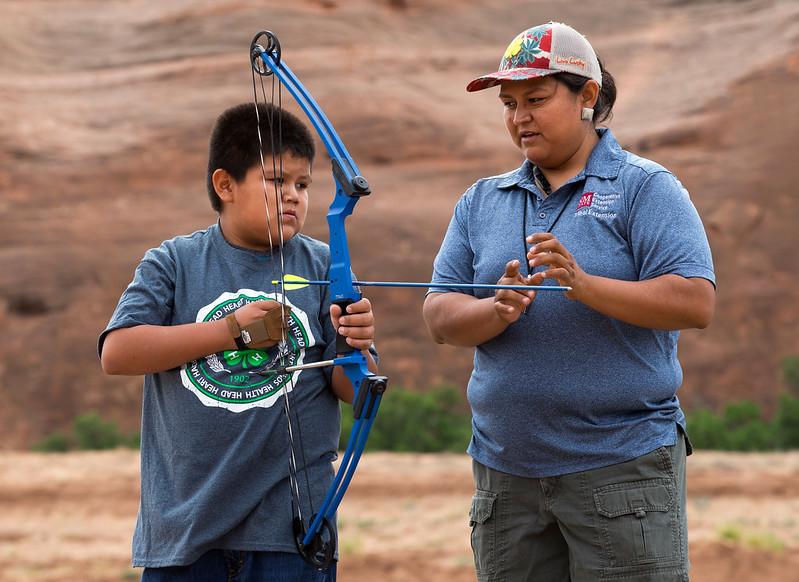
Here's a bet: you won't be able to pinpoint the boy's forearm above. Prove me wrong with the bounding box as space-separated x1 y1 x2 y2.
101 321 235 375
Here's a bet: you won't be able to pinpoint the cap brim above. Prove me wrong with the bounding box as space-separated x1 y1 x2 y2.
466 67 558 92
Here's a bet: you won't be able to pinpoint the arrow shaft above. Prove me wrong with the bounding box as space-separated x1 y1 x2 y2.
358 280 571 292
286 280 571 292
264 359 337 375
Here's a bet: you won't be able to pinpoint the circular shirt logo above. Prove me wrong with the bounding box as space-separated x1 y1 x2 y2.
179 290 314 412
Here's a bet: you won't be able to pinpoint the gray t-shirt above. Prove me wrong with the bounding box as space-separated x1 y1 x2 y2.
100 223 343 567
431 129 715 478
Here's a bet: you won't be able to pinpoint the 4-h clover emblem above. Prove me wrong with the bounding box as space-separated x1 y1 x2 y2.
224 349 269 369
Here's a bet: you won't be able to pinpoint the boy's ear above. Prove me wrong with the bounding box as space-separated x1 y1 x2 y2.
212 169 235 205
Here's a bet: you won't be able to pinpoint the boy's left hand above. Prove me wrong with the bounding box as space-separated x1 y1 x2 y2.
330 298 375 351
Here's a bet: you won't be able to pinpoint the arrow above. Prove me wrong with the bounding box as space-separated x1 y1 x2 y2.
257 358 338 376
272 274 571 292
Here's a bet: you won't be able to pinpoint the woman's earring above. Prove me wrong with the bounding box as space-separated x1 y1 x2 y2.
581 107 594 121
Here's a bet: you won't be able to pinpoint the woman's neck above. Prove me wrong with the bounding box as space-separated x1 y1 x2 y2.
537 129 599 192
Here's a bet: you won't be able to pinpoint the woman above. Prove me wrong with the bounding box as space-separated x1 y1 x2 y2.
423 22 715 581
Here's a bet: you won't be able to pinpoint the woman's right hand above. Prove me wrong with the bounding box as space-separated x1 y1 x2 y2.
493 260 542 324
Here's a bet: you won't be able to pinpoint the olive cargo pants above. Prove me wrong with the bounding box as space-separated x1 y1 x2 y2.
469 434 689 581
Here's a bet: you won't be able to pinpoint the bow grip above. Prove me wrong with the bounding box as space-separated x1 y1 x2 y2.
333 299 354 353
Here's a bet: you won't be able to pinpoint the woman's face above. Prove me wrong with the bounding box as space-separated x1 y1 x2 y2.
499 76 594 169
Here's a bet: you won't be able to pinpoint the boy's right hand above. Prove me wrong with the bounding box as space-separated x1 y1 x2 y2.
233 300 284 350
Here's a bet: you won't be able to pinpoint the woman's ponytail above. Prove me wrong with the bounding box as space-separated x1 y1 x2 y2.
557 56 617 124
594 58 617 124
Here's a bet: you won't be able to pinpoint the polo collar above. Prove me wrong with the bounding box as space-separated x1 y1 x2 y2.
496 163 533 190
584 128 624 179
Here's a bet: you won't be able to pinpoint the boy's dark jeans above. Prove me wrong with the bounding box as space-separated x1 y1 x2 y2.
470 433 689 581
141 550 336 582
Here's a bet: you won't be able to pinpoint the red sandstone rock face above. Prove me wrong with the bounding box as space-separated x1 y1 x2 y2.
1 0 798 447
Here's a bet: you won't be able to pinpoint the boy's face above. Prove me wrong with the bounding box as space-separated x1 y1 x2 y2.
217 152 311 251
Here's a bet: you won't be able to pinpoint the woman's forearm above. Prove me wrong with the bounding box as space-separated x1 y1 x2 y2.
422 274 714 349
572 273 715 330
423 292 511 347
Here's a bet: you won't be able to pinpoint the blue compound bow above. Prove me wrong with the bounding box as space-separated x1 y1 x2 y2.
250 31 388 569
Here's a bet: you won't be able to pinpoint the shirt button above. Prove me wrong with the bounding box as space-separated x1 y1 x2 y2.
538 212 547 219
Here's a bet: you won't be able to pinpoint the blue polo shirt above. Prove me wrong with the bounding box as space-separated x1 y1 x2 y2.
431 129 715 478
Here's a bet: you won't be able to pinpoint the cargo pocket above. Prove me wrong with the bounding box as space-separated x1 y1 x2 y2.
593 478 678 567
469 489 497 577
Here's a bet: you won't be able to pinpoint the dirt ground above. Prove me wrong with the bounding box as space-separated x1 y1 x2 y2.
1 450 797 582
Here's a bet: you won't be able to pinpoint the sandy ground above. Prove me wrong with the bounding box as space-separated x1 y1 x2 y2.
1 450 798 582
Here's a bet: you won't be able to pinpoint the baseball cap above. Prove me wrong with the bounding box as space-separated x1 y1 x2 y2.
466 22 602 92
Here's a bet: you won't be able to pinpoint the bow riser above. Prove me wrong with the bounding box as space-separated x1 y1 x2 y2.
327 182 360 306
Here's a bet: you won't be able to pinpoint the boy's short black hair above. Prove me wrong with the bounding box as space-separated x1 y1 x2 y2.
206 102 316 212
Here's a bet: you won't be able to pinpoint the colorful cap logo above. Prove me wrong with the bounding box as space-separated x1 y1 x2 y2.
466 22 602 92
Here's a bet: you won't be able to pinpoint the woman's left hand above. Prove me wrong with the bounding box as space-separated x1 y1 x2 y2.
330 298 375 351
527 232 586 299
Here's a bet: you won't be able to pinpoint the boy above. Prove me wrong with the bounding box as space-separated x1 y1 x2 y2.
99 102 378 581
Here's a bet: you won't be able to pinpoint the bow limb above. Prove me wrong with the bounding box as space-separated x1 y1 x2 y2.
251 31 388 570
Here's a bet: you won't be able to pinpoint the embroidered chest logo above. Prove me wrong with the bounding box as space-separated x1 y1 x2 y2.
575 191 620 221
576 192 594 209
179 290 314 413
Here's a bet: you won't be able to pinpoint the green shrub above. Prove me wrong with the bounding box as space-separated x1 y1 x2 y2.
72 412 124 450
775 393 799 449
722 401 777 451
33 412 141 452
126 431 142 449
340 386 471 453
718 524 743 543
31 431 71 453
685 409 727 450
717 524 785 552
687 393 799 451
688 401 776 451
722 400 762 429
782 355 799 393
745 531 785 552
723 419 778 451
